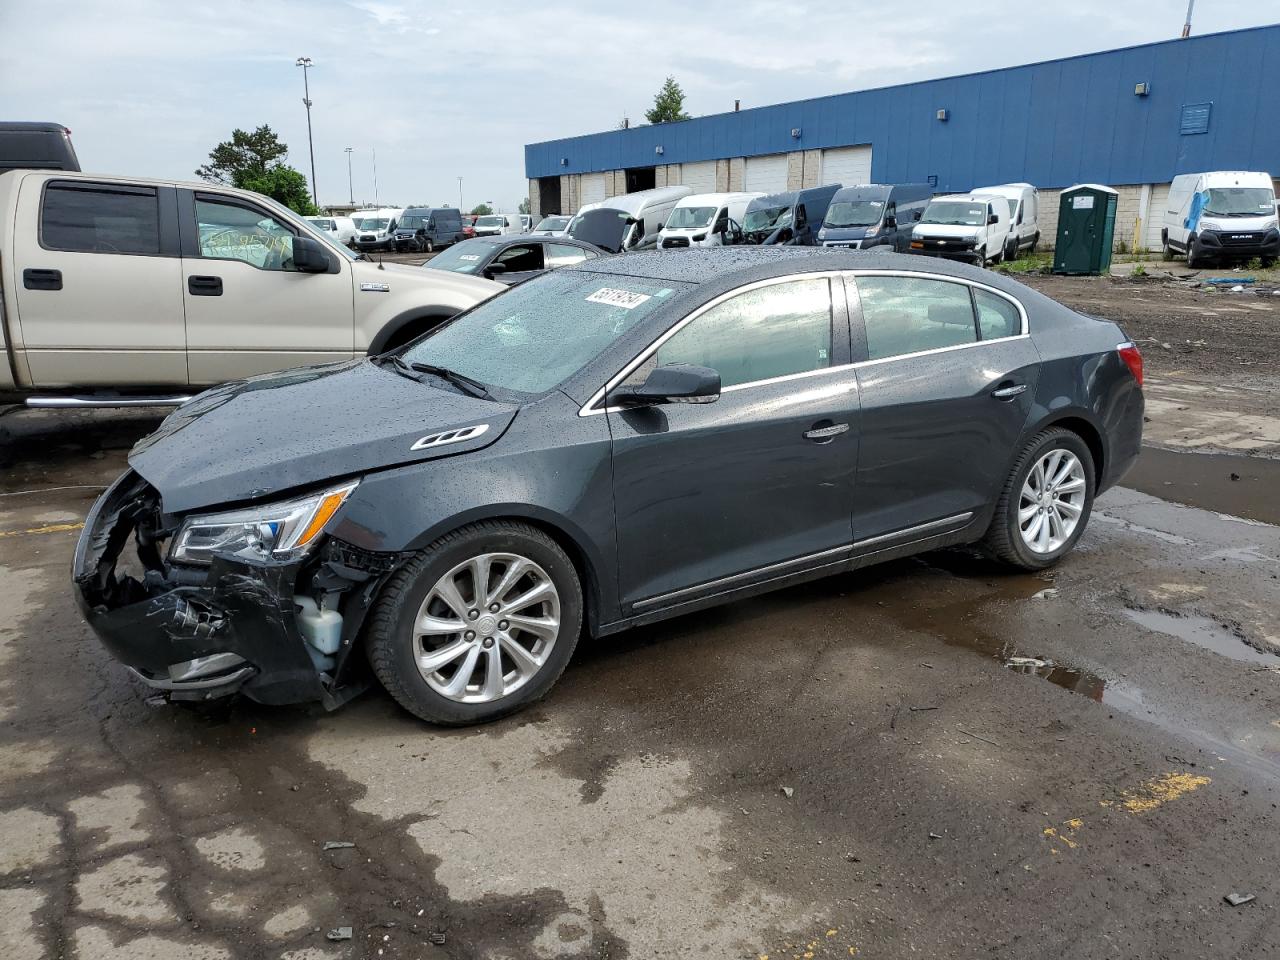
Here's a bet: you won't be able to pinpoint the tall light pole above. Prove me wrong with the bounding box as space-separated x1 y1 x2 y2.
457 176 463 212
1180 0 1194 37
344 147 354 206
371 147 379 207
295 57 318 207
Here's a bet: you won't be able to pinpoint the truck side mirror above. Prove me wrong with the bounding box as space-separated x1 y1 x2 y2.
884 216 897 229
291 236 332 273
987 213 999 225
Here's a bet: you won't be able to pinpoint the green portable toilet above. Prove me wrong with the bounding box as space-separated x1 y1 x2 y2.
1053 184 1118 275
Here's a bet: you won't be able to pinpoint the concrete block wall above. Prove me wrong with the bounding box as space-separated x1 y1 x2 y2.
1035 183 1162 253
716 159 731 192
786 152 805 191
728 157 745 192
527 179 541 219
801 150 823 189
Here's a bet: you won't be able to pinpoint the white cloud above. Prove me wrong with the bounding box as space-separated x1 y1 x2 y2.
1 0 1275 211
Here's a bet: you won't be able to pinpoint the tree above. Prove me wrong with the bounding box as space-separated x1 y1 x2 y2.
470 203 493 216
645 77 691 124
196 125 317 215
518 197 530 214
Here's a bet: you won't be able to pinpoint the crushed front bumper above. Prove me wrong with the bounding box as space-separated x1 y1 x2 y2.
72 471 402 709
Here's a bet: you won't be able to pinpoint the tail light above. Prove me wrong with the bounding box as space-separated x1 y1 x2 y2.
1117 342 1143 387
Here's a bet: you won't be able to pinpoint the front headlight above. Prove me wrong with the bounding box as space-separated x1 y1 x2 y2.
818 228 827 240
170 480 359 565
1198 219 1222 232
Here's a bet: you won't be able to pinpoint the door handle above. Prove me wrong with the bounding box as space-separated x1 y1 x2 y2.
991 383 1028 399
23 268 62 291
188 275 223 296
804 422 849 442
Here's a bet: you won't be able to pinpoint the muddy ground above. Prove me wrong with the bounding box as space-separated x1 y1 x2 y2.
3 272 1280 959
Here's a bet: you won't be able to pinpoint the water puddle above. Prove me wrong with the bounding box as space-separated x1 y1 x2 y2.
1123 608 1279 665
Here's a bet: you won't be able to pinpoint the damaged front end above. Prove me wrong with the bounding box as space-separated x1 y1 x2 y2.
72 471 405 710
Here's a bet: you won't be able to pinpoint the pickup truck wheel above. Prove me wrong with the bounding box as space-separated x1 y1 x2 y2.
366 520 583 725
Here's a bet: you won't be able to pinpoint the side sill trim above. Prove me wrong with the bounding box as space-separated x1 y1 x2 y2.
631 544 851 611
851 512 974 550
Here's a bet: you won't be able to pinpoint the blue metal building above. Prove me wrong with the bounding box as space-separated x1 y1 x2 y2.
524 24 1279 248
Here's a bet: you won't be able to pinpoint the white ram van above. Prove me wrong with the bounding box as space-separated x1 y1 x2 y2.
910 194 1012 266
1161 171 1278 266
972 183 1040 256
0 171 501 407
657 192 762 248
568 186 693 253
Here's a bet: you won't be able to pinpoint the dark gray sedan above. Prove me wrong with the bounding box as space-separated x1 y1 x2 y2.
74 249 1143 725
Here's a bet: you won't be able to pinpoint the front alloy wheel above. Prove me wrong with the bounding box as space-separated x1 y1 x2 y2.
1017 449 1087 554
367 520 582 725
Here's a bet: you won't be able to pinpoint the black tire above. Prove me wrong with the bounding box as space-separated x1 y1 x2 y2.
366 520 583 725
424 238 434 253
982 427 1096 571
1029 232 1040 254
1161 242 1174 262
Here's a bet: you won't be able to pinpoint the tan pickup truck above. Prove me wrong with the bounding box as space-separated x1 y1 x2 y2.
0 170 503 408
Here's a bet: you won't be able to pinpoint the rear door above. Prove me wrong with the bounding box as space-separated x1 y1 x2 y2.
847 272 1039 542
179 189 354 385
607 274 859 609
12 176 187 387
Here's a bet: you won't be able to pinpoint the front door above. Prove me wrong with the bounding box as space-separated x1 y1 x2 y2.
608 275 859 610
179 190 354 385
13 178 187 387
847 273 1039 541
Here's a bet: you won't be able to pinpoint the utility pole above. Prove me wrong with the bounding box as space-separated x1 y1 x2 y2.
295 58 318 207
1180 0 1194 37
457 176 463 212
344 147 354 205
372 147 379 207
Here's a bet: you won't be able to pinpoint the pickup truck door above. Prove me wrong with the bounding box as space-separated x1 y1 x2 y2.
11 177 187 387
178 189 354 385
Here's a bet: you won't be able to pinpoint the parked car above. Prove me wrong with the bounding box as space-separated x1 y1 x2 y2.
306 215 359 247
568 186 693 253
73 248 1144 725
393 206 464 253
739 185 841 246
819 183 932 251
910 194 1012 266
533 215 572 236
1161 170 1278 266
972 183 1041 257
422 234 602 284
0 171 502 407
353 208 405 252
473 213 522 237
461 215 477 240
658 192 761 248
520 214 534 231
1 122 80 173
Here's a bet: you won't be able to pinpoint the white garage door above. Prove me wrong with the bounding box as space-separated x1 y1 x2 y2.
580 173 608 208
679 161 717 193
1144 183 1171 252
820 145 872 188
744 153 789 193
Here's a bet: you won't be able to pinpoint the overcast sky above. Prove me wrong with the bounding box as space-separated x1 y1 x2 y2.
1 1 1276 212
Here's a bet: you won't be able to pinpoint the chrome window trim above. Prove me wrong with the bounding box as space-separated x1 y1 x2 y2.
578 268 1030 416
578 271 843 417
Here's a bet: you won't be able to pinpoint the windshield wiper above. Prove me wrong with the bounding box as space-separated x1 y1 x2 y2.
406 362 493 400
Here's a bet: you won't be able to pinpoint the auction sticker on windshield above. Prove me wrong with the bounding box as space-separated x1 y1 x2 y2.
586 288 652 309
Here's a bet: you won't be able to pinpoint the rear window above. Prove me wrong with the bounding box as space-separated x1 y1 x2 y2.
41 182 160 255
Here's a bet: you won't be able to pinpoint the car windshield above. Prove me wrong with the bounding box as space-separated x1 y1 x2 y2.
476 215 503 227
402 270 687 394
423 238 499 274
824 199 884 228
921 202 986 226
666 206 717 229
358 218 389 230
535 216 569 231
742 206 791 233
307 218 334 230
399 215 428 229
1203 188 1276 217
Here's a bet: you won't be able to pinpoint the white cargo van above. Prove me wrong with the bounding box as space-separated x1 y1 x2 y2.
657 192 762 248
352 207 404 252
1161 171 1278 266
568 185 693 252
972 183 1040 256
910 194 1012 266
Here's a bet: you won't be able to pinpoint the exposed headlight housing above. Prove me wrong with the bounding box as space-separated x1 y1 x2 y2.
170 480 359 565
818 228 827 240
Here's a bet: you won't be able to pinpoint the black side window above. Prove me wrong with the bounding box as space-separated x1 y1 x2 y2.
41 183 160 255
795 204 808 229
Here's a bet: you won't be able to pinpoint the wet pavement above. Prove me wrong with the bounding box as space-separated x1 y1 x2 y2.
2 407 1279 959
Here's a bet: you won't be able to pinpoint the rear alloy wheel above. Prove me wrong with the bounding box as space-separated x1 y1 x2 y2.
983 428 1095 570
366 521 582 725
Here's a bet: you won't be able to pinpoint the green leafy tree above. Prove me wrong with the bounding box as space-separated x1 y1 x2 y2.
518 197 530 214
645 76 691 124
196 125 317 215
470 203 493 216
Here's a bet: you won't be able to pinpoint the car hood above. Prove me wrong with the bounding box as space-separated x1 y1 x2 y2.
569 207 631 253
129 360 517 514
913 223 982 239
820 226 874 240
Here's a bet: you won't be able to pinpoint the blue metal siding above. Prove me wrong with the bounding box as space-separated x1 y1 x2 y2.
526 25 1280 190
